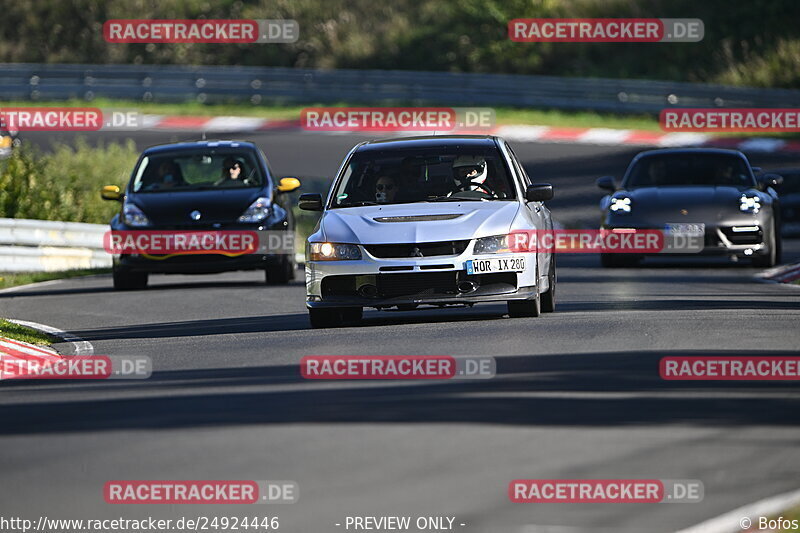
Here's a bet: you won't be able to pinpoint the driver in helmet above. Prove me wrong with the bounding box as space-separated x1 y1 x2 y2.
451 155 492 195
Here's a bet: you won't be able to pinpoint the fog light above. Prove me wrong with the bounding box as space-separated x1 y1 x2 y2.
744 248 754 256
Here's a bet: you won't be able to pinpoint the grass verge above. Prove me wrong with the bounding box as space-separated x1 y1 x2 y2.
0 318 57 346
0 268 111 290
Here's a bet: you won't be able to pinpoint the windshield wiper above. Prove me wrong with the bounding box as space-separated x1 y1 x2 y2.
336 201 378 207
422 196 485 202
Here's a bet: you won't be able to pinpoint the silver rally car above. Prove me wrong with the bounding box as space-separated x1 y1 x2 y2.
299 135 556 328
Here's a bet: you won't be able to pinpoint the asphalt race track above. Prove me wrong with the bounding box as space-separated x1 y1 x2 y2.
2 131 800 532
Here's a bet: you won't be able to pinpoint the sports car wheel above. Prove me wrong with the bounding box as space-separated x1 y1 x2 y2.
752 222 777 268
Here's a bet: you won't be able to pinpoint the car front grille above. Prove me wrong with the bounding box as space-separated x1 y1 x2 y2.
321 272 517 299
364 240 469 258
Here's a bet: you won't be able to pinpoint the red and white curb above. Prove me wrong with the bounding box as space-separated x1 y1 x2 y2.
756 262 800 285
0 335 63 379
138 114 800 153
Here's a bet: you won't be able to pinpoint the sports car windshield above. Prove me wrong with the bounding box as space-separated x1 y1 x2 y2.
625 153 756 189
330 145 516 207
131 149 265 193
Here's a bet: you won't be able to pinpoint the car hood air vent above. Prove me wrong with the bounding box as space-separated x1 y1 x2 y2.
373 214 462 223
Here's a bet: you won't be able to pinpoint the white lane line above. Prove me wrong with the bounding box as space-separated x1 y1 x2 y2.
7 319 93 356
0 279 64 295
675 487 800 533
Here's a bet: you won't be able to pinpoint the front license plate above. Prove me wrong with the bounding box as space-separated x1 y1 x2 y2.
465 256 526 275
665 223 705 237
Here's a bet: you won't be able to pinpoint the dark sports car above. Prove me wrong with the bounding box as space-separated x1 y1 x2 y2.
597 148 782 267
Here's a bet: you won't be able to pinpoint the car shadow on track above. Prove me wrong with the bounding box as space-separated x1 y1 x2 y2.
4 350 800 435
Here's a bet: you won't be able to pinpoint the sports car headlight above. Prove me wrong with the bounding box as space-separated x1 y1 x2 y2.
238 197 271 223
610 197 632 213
308 242 362 261
739 194 761 213
0 136 11 148
473 235 509 254
122 202 151 227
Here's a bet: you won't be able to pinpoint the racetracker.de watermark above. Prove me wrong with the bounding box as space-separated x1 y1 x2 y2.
0 356 151 380
661 108 800 132
509 479 704 503
300 356 496 380
0 108 143 131
104 230 295 257
300 107 495 132
104 481 298 504
506 229 704 254
660 356 800 380
508 18 703 42
104 19 299 43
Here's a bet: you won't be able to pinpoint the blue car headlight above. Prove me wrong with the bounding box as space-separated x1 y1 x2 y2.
122 202 151 227
238 197 271 223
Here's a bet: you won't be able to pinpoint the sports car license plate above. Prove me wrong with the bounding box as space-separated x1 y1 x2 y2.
465 256 525 275
665 223 705 237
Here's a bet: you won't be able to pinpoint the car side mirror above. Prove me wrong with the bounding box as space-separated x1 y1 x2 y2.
759 173 783 189
596 176 616 192
525 183 553 202
299 193 323 211
101 185 123 202
277 176 301 193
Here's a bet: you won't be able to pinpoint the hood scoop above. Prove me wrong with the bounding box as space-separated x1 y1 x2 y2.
373 214 462 223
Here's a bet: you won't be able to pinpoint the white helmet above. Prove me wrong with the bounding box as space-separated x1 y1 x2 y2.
452 155 488 190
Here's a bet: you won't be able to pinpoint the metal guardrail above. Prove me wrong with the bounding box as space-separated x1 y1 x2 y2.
0 218 110 272
0 218 307 272
2 63 800 114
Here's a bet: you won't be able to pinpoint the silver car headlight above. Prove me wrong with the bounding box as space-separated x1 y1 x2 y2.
610 197 632 213
739 194 761 213
308 242 362 261
122 202 151 227
473 235 510 254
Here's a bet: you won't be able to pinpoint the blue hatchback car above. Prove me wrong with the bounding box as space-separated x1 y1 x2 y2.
101 140 300 290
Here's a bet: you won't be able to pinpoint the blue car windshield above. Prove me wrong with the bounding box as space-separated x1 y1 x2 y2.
132 149 265 193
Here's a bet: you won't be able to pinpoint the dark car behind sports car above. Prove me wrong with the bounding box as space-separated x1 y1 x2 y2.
102 140 300 290
597 148 781 267
766 168 800 236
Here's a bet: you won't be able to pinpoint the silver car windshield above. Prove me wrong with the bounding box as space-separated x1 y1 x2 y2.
330 146 516 207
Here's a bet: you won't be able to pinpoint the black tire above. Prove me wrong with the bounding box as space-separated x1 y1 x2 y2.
541 255 556 313
112 269 148 290
308 307 362 328
508 263 541 318
752 222 778 268
600 253 640 268
309 308 342 328
265 255 295 285
507 293 541 318
341 307 363 324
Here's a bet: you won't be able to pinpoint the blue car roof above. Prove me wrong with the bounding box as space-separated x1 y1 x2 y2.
142 140 259 156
